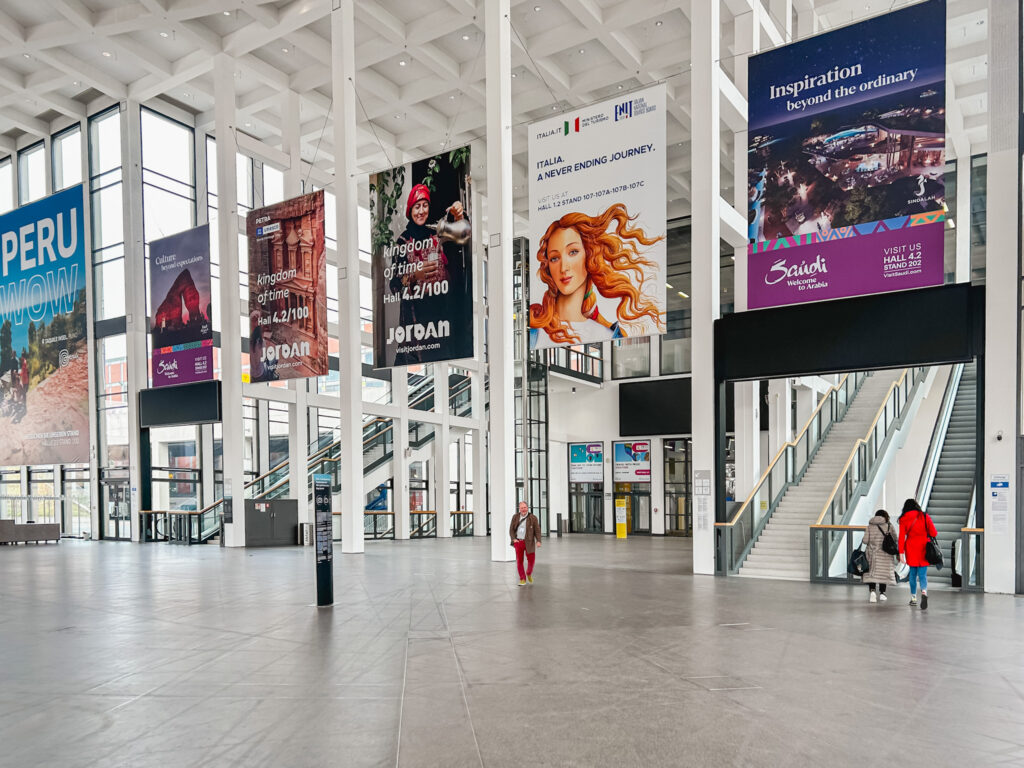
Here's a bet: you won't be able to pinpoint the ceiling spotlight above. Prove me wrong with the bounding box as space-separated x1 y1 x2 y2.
393 113 402 119
551 105 558 111
223 10 231 15
578 48 585 54
22 53 30 59
160 31 169 38
72 80 80 86
655 20 663 26
617 84 623 90
533 5 541 10
183 91 190 97
511 72 518 78
102 51 112 57
461 34 470 40
449 94 456 100
245 121 252 127
399 59 407 66
281 47 289 53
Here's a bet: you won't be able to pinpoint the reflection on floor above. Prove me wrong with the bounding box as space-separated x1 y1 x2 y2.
0 536 1021 767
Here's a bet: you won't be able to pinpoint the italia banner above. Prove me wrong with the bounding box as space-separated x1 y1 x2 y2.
370 146 474 368
527 84 666 349
0 185 88 465
149 224 213 387
246 190 328 382
747 0 946 309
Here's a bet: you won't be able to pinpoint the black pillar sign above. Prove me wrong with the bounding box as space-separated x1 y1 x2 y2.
313 473 333 606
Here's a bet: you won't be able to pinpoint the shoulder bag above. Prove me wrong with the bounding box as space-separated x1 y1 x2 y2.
920 512 944 569
848 543 869 576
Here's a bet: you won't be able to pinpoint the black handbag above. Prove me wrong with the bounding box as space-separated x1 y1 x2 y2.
925 535 944 569
878 523 899 556
849 544 869 576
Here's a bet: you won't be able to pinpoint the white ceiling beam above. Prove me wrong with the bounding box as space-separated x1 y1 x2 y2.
34 48 127 99
52 0 94 29
224 0 330 58
0 107 48 137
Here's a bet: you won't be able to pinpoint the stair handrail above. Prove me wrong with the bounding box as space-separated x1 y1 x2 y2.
715 371 866 574
958 483 984 590
916 363 964 507
814 367 927 529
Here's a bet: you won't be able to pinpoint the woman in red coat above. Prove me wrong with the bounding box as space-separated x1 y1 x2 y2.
898 498 937 610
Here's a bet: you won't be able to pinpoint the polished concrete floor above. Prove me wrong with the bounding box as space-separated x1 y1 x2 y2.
0 535 1022 768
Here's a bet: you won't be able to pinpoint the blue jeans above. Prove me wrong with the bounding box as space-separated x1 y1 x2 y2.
908 565 928 595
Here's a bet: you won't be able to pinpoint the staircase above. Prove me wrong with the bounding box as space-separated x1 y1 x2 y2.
921 362 977 586
739 371 904 581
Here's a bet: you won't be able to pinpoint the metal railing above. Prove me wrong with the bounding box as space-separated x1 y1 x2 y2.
809 524 866 582
410 511 437 538
957 484 983 591
810 367 927 581
715 372 866 575
543 344 603 383
451 511 474 536
916 363 963 506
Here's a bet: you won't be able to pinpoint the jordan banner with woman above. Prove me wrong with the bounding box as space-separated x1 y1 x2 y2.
370 147 474 368
0 185 88 466
245 190 328 383
527 85 666 350
746 0 946 309
149 224 213 387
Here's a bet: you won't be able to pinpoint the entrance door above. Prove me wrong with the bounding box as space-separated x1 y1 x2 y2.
569 483 603 533
631 491 651 533
103 481 130 540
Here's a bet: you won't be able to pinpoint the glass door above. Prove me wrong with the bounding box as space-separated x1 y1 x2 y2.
631 491 651 534
569 482 603 533
102 479 130 540
64 466 92 538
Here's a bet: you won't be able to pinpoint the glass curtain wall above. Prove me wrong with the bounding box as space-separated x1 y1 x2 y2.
0 157 12 214
17 141 45 205
52 125 83 192
90 107 126 321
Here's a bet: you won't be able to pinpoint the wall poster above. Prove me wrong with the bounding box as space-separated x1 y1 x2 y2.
149 224 213 387
527 84 666 350
613 440 651 483
747 0 946 309
0 185 88 465
370 146 474 368
569 442 604 483
246 190 328 382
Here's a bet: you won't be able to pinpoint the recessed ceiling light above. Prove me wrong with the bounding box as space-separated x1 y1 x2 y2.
223 10 231 15
533 5 541 11
449 94 456 100
281 47 289 53
655 20 663 26
551 106 558 111
617 84 623 90
461 34 470 40
393 113 402 119
160 31 169 38
22 53 30 59
72 80 80 86
399 59 407 66
183 91 190 97
245 121 252 127
102 51 112 57
511 72 518 78
439 141 445 147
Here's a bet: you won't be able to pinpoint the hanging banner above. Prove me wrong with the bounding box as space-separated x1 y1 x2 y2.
569 442 604 483
370 146 474 368
149 224 213 387
746 0 946 309
527 84 666 350
613 440 651 483
246 190 328 382
0 185 88 466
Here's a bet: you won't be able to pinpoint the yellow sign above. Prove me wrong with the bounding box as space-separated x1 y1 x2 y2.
615 497 627 539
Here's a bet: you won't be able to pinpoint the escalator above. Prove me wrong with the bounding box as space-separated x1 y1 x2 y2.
918 362 977 587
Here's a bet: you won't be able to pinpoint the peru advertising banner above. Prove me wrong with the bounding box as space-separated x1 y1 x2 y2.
569 442 603 483
149 224 213 387
0 185 88 466
370 146 474 368
528 85 666 349
246 190 328 382
747 0 946 309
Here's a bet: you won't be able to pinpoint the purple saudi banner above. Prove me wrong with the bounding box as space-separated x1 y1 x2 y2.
149 224 214 387
746 0 946 310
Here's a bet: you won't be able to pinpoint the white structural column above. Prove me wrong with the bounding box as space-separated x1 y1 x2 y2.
394 375 411 540
485 0 515 562
732 8 760 501
214 55 248 547
470 186 487 538
955 158 971 283
767 378 793 460
81 114 101 537
689 0 721 575
122 101 147 541
332 0 364 553
436 372 452 537
983 0 1020 594
281 89 310 526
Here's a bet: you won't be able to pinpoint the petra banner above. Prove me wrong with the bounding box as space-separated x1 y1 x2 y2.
246 190 328 382
613 440 651 483
747 0 946 309
0 185 88 466
569 442 604 483
370 146 474 368
149 224 213 387
528 84 666 350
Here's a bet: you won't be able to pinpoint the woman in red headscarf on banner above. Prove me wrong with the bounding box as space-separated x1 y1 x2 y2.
389 183 466 365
